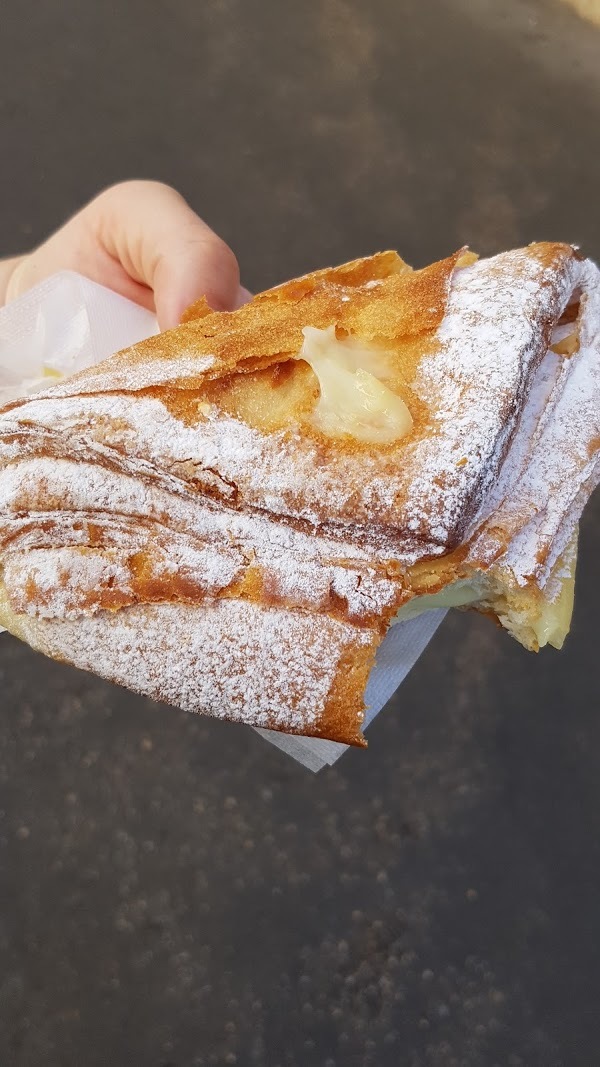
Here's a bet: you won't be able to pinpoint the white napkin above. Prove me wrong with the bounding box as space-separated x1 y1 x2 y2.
0 272 446 769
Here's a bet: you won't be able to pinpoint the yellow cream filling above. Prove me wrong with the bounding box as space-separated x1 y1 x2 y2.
527 538 577 651
392 579 483 624
392 533 578 651
299 326 413 444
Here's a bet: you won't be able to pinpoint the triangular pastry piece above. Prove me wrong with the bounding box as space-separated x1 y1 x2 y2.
0 242 598 745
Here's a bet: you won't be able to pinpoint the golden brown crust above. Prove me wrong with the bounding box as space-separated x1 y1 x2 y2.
87 247 463 393
0 580 376 746
0 240 593 745
312 639 378 746
5 243 579 551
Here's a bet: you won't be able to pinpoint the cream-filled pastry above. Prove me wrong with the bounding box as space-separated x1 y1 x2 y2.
0 242 597 745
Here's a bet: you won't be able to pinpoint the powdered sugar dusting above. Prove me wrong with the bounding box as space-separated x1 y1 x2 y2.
12 599 371 733
470 257 600 589
2 538 245 619
3 547 132 618
0 244 598 739
405 248 580 542
46 353 216 397
0 453 402 622
4 247 577 551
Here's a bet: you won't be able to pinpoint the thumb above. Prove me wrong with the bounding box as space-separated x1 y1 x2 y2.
89 181 243 329
150 229 242 329
2 182 245 330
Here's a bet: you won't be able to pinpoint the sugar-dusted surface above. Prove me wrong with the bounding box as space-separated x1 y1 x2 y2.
3 547 133 619
2 243 579 548
471 258 600 589
409 246 580 543
0 457 403 623
2 539 245 619
2 596 374 737
0 434 406 563
0 244 598 741
48 353 217 394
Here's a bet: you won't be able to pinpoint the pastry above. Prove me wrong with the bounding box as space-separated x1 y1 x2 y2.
0 242 597 744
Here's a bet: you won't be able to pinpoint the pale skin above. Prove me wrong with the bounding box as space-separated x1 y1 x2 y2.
0 180 250 329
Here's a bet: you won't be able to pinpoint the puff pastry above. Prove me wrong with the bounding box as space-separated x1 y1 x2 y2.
0 242 597 744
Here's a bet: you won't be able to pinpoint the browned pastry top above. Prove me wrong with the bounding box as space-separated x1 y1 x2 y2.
0 240 594 744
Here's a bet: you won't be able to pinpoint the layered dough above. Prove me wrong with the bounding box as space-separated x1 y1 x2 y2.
0 242 598 744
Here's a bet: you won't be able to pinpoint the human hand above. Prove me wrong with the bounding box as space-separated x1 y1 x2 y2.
0 181 249 330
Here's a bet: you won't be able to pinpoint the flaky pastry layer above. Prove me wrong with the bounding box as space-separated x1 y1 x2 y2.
0 242 598 744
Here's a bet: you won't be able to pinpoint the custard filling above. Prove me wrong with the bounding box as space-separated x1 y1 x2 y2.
392 533 578 651
299 326 413 444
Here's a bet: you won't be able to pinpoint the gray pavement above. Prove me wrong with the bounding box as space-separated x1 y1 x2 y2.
1 1 599 1064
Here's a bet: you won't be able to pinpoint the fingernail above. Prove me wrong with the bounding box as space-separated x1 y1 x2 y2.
234 285 253 309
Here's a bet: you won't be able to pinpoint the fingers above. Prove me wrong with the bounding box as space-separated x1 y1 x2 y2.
89 181 242 328
235 285 254 308
4 195 157 310
3 181 245 331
